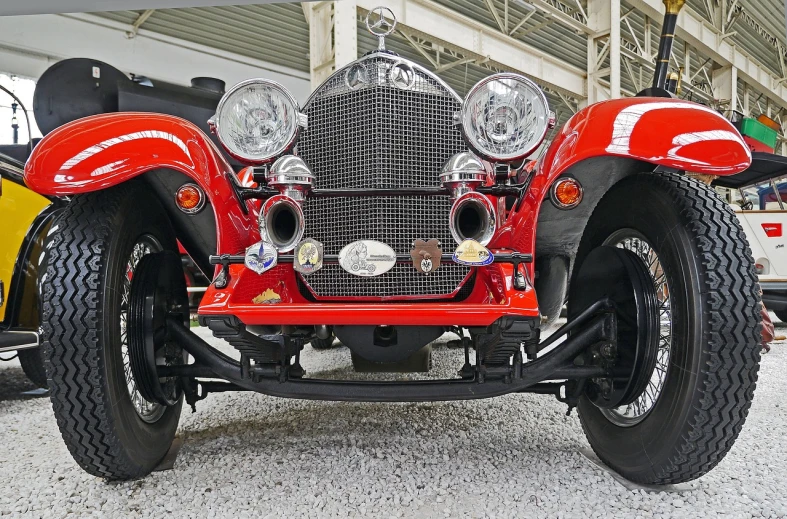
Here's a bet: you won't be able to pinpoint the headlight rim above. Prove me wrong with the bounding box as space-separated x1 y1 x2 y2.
211 78 303 165
459 72 551 163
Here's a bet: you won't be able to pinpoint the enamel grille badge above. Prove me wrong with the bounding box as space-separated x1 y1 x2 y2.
293 239 323 275
339 240 396 277
453 239 494 266
244 240 278 274
410 239 441 274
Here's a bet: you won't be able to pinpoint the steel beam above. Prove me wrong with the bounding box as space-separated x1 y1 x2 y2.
356 0 586 98
628 0 787 110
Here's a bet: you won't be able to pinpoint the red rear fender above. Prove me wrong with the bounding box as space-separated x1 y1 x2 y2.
24 112 258 255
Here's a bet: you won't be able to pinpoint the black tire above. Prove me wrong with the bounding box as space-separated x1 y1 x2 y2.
773 309 787 323
18 347 47 389
572 173 761 485
310 334 336 350
41 182 182 480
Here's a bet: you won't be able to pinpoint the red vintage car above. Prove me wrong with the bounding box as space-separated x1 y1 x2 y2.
24 3 760 485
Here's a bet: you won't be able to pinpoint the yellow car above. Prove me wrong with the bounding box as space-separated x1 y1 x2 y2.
0 151 61 388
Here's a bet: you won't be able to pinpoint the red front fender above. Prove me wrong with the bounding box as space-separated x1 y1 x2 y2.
24 112 257 255
541 97 752 179
501 97 752 255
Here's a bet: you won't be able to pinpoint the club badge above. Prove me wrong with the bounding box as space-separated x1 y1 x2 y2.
339 240 396 277
244 240 277 274
453 239 494 266
410 239 442 274
293 238 323 275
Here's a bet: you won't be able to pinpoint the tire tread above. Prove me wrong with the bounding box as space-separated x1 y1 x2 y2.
42 185 150 479
580 173 761 484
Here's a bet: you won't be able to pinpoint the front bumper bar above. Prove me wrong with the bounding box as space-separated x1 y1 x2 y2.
200 253 539 326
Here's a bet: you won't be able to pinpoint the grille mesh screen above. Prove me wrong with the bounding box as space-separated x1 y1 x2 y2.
297 54 470 298
302 196 470 298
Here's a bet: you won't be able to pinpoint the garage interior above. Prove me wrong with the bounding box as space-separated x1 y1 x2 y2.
1 1 786 517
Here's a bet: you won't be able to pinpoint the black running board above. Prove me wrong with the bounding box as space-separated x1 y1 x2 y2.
0 331 39 353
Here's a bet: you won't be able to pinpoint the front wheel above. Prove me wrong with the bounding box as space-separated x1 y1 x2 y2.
571 173 761 485
41 182 183 480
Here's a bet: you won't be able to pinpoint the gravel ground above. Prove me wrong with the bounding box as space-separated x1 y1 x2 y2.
1 319 786 518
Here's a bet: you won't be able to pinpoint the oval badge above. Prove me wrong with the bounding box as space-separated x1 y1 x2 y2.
339 240 396 277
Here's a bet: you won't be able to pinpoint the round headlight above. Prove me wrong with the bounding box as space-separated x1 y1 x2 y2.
460 73 552 162
211 79 302 164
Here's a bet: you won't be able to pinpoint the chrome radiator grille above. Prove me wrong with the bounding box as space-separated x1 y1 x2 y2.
302 196 470 298
297 54 470 298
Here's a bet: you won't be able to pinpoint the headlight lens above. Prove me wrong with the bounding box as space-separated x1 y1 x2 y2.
212 79 302 164
460 73 552 162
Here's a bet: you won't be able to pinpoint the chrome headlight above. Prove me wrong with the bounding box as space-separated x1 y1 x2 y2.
459 73 553 162
210 79 305 164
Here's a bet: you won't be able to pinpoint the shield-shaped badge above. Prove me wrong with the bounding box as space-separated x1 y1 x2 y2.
244 240 278 274
453 239 494 266
410 239 442 274
293 238 324 275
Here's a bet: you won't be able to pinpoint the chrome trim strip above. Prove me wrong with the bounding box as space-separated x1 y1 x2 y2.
303 52 463 109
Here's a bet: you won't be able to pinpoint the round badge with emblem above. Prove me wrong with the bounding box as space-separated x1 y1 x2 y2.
410 239 442 275
389 62 415 90
244 240 278 274
339 240 396 277
293 238 324 275
453 239 494 266
345 63 368 90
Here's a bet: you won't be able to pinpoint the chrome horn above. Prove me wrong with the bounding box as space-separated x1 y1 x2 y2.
440 152 496 246
261 155 314 251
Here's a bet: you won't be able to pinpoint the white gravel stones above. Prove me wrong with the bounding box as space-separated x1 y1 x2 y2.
1 319 785 518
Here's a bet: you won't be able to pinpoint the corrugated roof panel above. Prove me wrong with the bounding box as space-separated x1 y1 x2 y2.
93 3 309 72
93 1 785 110
432 0 588 70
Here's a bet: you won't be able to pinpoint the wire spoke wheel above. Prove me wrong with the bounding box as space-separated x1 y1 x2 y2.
599 229 671 427
574 174 760 485
42 183 184 480
120 236 165 423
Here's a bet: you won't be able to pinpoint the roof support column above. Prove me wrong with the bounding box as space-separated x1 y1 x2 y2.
333 0 358 69
308 1 357 91
609 0 621 99
586 0 621 104
713 64 738 113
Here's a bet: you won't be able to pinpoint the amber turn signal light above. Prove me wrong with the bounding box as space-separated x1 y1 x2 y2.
550 178 583 209
175 183 206 214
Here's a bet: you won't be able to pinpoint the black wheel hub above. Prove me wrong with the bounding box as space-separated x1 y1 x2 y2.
128 251 189 407
569 245 659 409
